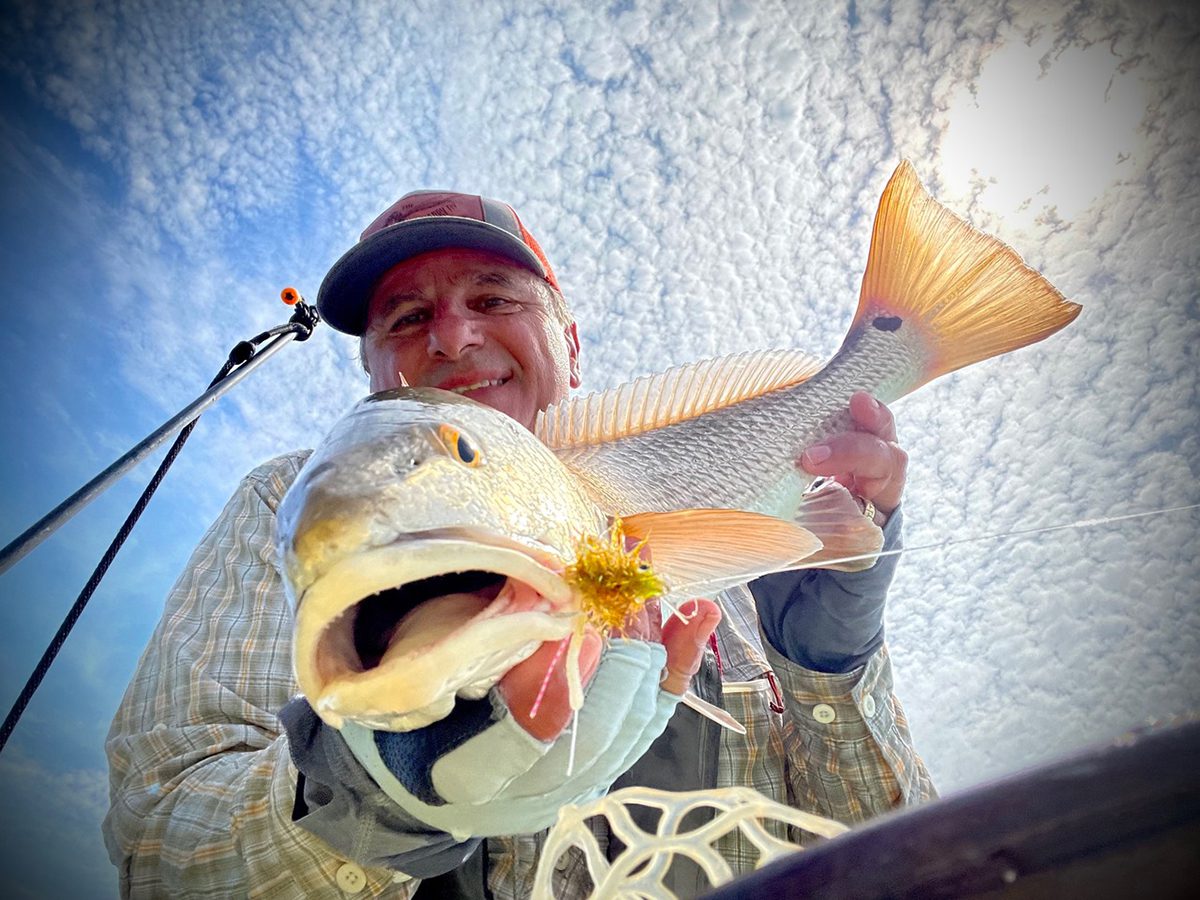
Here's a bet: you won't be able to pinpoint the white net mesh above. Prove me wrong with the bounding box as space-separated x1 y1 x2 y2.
533 786 848 898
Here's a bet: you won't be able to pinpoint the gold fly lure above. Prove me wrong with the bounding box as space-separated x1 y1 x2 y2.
543 520 669 734
565 518 666 634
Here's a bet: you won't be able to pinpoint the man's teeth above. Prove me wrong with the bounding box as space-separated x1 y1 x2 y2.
449 378 506 395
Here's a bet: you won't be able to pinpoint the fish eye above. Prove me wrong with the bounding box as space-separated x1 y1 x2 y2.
438 424 482 467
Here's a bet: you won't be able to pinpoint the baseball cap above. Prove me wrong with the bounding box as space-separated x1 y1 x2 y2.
317 191 560 335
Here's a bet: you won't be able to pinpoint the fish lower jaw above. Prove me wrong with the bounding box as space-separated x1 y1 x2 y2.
316 665 513 732
311 610 575 732
293 536 574 713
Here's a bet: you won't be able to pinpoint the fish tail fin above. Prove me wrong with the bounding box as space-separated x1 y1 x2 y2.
847 161 1082 396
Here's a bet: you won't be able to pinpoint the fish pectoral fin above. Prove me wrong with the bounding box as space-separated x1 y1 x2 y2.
792 481 885 572
681 690 747 734
621 509 823 595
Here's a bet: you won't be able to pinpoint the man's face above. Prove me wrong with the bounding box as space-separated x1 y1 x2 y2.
362 248 581 430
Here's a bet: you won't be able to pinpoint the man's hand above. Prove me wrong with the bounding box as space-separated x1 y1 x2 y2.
750 391 905 673
344 542 723 838
799 391 907 517
499 596 721 741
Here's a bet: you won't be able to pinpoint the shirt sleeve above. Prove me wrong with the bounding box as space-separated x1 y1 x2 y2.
766 638 937 824
102 453 421 898
751 508 936 822
752 508 904 673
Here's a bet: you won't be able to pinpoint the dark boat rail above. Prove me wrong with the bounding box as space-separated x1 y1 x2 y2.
705 717 1199 899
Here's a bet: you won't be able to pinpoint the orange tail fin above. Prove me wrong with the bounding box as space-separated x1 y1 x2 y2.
848 161 1081 391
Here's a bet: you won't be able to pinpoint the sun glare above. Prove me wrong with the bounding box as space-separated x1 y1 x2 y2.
940 34 1147 230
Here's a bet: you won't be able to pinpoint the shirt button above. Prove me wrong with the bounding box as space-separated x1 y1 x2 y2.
812 703 836 723
862 695 877 717
336 862 367 894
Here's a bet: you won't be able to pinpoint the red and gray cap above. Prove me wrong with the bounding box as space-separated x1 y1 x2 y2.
317 191 560 335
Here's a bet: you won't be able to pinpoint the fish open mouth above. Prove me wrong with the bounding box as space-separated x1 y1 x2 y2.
293 533 577 731
349 569 508 671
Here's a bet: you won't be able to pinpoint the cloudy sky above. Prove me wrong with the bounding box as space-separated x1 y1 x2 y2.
0 0 1196 896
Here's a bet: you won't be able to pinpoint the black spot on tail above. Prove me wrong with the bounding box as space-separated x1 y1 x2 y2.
873 315 903 332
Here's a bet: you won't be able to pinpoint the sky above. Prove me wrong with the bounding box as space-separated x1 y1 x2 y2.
0 0 1196 896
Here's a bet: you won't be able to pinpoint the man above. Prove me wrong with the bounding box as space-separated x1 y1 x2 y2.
104 192 933 898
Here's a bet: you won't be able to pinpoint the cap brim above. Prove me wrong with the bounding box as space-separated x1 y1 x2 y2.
317 217 548 335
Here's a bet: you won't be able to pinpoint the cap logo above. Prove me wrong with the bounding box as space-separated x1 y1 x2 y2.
396 194 484 222
364 193 486 239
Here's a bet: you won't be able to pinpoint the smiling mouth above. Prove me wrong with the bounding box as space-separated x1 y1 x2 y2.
446 377 509 395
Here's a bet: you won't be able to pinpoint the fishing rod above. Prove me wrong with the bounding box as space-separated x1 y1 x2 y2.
0 289 317 575
0 289 319 754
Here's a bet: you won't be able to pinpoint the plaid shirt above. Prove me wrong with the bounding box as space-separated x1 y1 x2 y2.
104 452 934 898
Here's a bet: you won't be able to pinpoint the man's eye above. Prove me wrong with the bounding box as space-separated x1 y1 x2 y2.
390 310 428 330
480 296 515 311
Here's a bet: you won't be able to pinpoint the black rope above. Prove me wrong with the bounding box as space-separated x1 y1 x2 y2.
0 306 317 754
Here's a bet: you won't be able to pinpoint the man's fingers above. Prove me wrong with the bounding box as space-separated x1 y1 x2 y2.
800 430 907 514
659 598 722 695
848 391 898 441
801 430 896 481
614 597 663 643
498 629 603 741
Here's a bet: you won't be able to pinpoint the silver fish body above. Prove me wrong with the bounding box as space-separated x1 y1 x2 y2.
544 325 923 520
537 161 1079 525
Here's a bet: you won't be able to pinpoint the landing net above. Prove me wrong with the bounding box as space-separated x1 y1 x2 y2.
532 785 848 898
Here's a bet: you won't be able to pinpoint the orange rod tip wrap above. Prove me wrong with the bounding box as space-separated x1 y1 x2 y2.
280 287 300 305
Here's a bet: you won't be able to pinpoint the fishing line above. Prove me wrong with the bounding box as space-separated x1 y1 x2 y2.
807 502 1200 571
528 636 571 720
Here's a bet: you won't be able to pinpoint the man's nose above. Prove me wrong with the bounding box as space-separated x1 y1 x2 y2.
427 309 483 359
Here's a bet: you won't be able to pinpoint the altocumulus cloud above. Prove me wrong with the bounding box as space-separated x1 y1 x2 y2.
0 0 1196 896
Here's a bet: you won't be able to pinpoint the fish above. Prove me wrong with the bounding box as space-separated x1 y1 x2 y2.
277 160 1081 734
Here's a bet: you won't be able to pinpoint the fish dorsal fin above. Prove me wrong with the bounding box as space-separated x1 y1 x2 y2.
620 508 822 596
537 349 823 450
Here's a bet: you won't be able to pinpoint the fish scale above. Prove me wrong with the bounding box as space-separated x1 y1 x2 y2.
551 321 926 521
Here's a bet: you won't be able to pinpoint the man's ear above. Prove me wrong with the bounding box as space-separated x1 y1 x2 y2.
566 322 582 389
